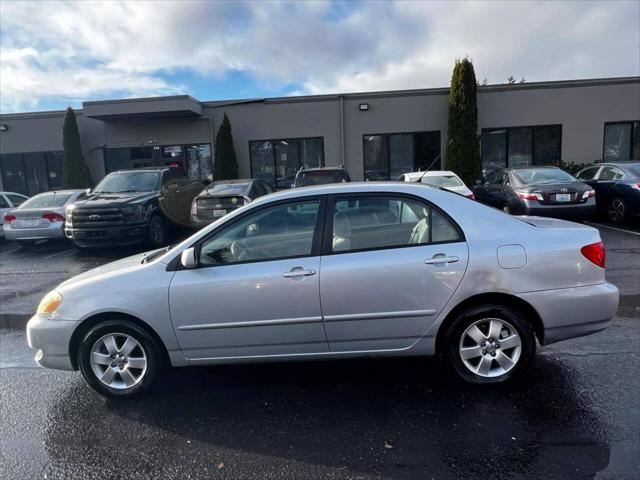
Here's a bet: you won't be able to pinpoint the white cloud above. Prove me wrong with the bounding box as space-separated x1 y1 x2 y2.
0 0 638 112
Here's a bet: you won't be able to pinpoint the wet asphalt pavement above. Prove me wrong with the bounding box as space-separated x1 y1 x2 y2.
0 222 638 479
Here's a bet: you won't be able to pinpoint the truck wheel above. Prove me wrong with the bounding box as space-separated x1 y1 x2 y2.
146 214 167 248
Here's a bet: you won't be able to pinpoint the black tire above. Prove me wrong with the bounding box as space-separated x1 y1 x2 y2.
444 304 536 384
77 320 165 398
608 197 626 224
146 214 167 248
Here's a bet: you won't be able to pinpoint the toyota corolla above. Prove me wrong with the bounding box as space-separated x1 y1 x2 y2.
27 183 619 398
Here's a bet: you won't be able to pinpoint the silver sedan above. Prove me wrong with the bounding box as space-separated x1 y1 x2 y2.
27 182 619 398
3 190 85 244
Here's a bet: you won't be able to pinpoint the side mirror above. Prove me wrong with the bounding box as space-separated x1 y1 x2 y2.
180 247 198 269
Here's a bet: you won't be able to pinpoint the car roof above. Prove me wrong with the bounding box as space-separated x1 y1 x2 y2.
598 161 640 168
210 179 254 185
421 170 458 177
113 167 171 173
298 167 345 172
508 166 560 171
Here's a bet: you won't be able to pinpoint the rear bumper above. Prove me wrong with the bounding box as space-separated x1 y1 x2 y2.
520 198 596 219
519 282 619 345
65 225 146 247
26 314 78 371
4 222 66 241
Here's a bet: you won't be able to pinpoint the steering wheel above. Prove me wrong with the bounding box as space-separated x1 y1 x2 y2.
230 240 249 260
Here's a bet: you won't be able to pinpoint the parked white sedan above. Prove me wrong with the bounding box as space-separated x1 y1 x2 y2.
27 182 618 398
400 170 475 198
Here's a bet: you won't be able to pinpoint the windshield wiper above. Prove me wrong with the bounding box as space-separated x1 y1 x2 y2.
142 245 173 264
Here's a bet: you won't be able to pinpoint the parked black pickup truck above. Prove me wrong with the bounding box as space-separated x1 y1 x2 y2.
65 167 204 249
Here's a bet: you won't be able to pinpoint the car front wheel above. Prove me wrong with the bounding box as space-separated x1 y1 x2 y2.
445 305 535 384
146 214 167 248
78 320 164 398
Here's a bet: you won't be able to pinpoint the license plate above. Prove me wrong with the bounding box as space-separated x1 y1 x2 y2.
555 193 571 202
19 219 40 227
213 209 227 217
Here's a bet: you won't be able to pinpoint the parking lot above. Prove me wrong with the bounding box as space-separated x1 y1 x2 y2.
1 221 638 479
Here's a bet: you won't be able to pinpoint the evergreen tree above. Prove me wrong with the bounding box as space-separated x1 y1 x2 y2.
213 113 239 180
445 58 481 186
62 107 89 188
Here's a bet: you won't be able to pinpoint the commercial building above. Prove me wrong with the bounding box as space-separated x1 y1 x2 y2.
0 76 638 196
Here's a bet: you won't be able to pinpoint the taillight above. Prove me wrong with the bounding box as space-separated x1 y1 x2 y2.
42 213 64 222
632 183 640 191
581 189 596 199
4 214 16 224
581 241 605 268
516 190 543 201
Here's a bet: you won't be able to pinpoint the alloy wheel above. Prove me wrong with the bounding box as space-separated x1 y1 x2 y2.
89 333 148 389
458 318 522 378
502 205 511 214
608 199 625 223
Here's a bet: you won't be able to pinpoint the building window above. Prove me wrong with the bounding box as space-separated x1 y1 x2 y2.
0 151 64 196
481 125 561 170
104 144 212 180
363 131 441 181
604 121 640 161
249 137 324 189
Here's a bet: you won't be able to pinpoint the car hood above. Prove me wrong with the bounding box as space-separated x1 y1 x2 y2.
58 251 155 289
72 191 158 207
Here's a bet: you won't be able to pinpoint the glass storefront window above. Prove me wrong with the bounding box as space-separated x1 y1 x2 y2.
604 122 639 161
364 131 441 181
186 144 212 180
249 137 324 188
508 128 533 168
482 125 561 169
0 151 64 195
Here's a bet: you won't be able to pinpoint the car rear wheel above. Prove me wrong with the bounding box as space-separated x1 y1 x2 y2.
78 320 164 398
608 197 626 223
445 305 535 384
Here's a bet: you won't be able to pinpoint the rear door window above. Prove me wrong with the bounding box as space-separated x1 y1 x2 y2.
329 195 462 253
576 166 600 181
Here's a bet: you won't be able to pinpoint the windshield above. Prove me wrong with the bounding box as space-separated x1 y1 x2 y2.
295 170 348 187
19 192 73 209
422 175 463 188
627 166 640 177
206 183 249 195
94 171 161 193
514 168 577 185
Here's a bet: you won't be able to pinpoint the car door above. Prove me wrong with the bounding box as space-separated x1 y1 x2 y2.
576 166 603 208
168 196 329 360
594 165 625 208
320 193 468 352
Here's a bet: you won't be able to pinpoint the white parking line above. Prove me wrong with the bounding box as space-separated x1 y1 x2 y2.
44 249 76 259
586 222 640 237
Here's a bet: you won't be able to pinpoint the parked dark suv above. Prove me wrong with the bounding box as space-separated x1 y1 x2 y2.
472 166 596 218
293 166 351 188
191 179 272 225
65 167 203 248
576 162 640 223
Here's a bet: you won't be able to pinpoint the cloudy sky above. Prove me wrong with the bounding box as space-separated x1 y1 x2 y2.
1 0 638 113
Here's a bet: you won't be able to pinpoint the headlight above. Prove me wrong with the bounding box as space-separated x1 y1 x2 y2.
122 205 145 221
37 290 63 315
65 204 75 225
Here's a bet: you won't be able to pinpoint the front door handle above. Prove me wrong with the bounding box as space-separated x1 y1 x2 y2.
282 267 316 278
425 255 459 265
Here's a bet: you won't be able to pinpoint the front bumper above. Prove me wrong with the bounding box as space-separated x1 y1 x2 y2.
519 282 619 345
65 224 146 247
519 198 596 219
26 314 78 370
4 222 66 241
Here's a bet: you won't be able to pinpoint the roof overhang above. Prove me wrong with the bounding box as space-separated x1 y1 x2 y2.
82 95 202 120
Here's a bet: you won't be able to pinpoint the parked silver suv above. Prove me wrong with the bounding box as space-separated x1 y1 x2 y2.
28 182 618 397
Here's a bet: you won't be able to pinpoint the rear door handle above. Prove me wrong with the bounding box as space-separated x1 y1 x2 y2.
282 268 316 278
425 255 459 265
